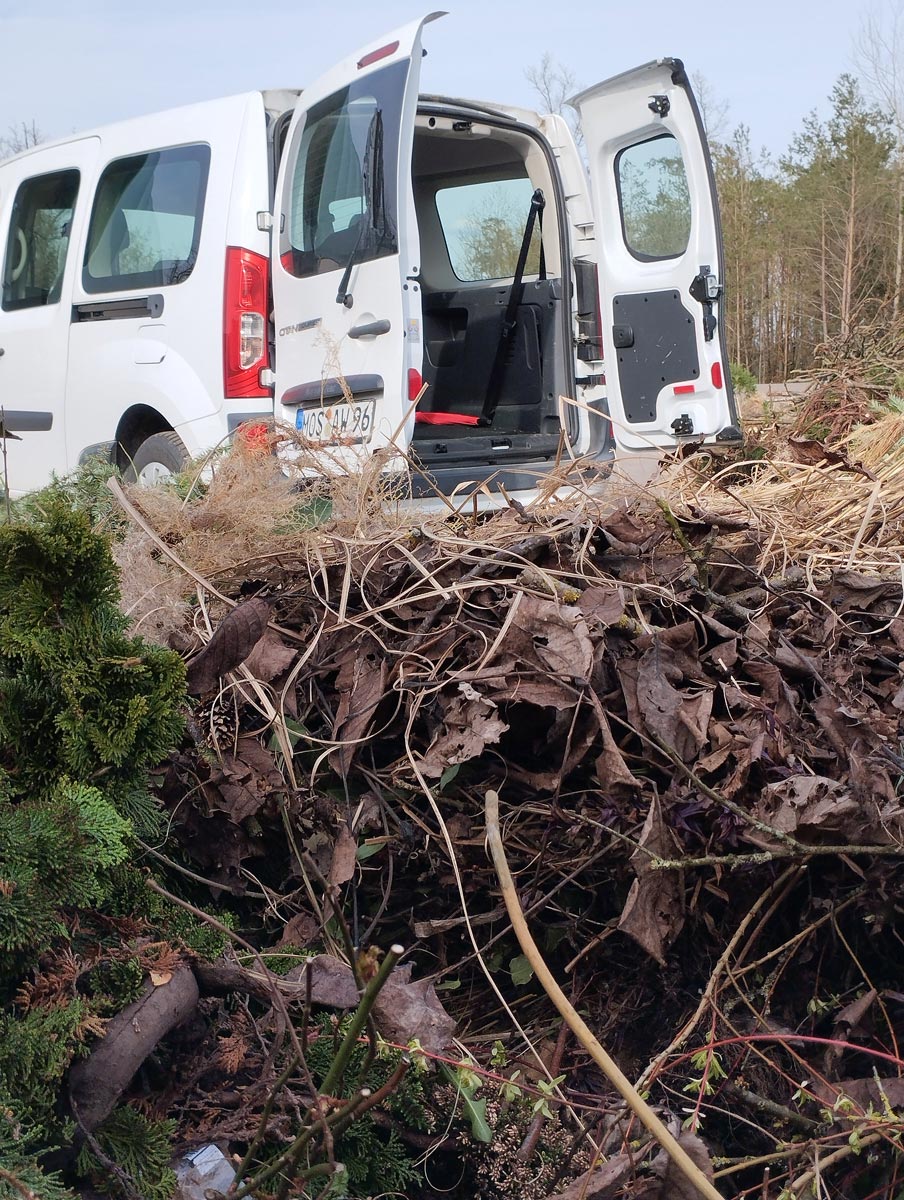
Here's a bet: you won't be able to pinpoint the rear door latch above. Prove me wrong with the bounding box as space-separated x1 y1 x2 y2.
689 265 721 341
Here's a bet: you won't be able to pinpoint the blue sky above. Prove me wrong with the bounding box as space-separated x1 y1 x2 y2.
0 0 867 161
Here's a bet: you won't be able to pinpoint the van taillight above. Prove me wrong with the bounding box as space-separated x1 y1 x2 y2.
224 247 270 398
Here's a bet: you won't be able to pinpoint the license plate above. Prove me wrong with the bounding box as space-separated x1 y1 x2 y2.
295 399 375 443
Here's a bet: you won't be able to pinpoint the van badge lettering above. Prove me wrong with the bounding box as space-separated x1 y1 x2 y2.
279 317 322 337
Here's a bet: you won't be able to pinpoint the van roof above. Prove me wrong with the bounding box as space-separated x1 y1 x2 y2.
0 90 301 167
0 87 545 173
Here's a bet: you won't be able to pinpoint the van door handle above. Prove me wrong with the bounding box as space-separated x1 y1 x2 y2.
348 319 391 339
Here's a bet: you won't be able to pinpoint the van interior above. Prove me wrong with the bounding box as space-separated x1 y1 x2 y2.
408 107 570 468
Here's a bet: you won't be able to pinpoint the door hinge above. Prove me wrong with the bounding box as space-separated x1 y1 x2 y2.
257 211 274 232
259 367 276 389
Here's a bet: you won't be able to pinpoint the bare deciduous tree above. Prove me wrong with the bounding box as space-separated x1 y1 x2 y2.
525 53 582 145
691 71 730 147
0 119 43 160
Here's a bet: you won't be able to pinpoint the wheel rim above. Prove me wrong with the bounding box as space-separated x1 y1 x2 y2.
136 460 175 486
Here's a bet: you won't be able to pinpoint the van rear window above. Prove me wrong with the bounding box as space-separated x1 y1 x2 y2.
615 134 692 261
83 144 210 293
281 61 406 279
435 175 541 283
2 169 80 312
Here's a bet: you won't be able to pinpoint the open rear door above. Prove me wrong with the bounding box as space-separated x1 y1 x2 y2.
272 15 443 453
572 60 740 453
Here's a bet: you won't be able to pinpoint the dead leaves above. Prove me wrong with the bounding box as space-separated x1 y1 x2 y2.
509 594 594 683
630 626 713 763
332 640 387 774
618 795 685 964
207 736 286 825
420 685 509 779
186 596 271 694
328 825 358 889
284 956 456 1053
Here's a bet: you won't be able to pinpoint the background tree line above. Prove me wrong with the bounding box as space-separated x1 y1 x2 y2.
713 68 897 381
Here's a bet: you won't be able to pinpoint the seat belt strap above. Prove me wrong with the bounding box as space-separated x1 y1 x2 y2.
478 188 546 428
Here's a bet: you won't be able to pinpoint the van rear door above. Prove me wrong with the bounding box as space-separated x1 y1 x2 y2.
272 15 441 455
573 60 740 452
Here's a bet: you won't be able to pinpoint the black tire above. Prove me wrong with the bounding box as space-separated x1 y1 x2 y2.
124 431 189 486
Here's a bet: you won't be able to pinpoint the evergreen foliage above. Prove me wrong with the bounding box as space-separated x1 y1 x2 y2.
75 1107 177 1200
0 490 187 1194
0 1001 95 1134
0 1112 75 1200
300 1015 428 1196
0 491 185 822
0 780 132 973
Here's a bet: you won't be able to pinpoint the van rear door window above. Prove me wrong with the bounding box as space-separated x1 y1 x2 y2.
615 134 691 261
83 144 210 292
281 61 406 278
2 169 80 311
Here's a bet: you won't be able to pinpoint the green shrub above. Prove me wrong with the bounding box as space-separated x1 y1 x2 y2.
730 361 758 396
0 491 188 1194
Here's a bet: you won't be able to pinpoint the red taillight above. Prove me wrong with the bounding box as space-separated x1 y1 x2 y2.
711 362 723 390
408 368 423 401
358 40 399 69
224 246 270 399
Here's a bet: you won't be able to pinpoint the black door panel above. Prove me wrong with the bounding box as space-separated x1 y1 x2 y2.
612 290 699 423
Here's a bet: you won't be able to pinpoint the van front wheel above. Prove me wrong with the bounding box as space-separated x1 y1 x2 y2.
125 431 189 486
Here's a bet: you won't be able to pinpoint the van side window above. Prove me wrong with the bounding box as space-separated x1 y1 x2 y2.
615 134 691 261
83 144 210 293
1 170 80 311
281 61 406 278
435 175 541 282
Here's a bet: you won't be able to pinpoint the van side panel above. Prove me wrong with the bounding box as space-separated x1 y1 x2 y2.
63 93 272 468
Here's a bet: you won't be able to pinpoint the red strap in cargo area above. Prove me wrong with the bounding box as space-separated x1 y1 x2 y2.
415 412 480 426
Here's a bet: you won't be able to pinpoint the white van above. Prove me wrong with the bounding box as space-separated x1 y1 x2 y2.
0 13 739 499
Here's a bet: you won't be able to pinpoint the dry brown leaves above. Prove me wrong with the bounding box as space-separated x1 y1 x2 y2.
107 425 904 1197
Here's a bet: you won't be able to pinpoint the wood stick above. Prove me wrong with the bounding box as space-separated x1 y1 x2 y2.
484 789 724 1200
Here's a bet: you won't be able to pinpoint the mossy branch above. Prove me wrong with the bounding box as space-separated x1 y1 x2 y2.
656 497 710 588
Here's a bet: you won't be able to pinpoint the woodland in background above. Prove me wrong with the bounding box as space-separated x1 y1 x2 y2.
713 72 900 383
